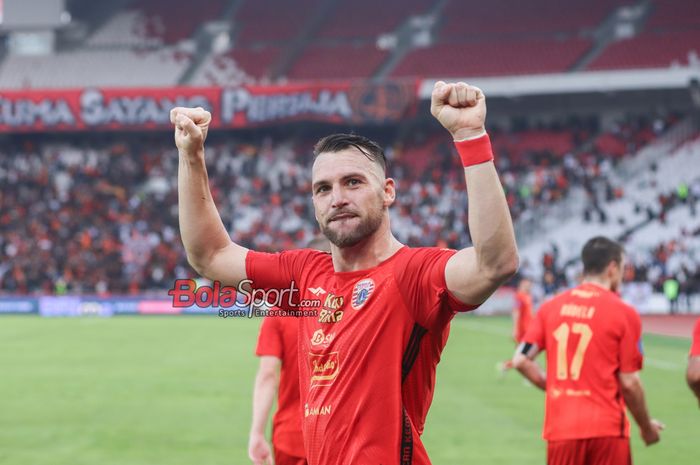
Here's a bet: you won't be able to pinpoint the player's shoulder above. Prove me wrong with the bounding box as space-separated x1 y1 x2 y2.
598 289 638 318
391 246 456 276
283 248 331 258
400 246 457 260
286 248 333 268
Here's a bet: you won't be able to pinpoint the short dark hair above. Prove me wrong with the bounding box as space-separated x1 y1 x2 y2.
313 133 387 173
581 236 624 275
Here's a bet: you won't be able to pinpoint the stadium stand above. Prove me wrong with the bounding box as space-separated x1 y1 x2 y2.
87 0 226 46
1 0 698 87
519 130 700 299
286 44 388 81
0 112 683 295
234 0 322 44
0 0 698 305
314 0 432 39
391 37 593 78
0 49 191 88
588 29 700 70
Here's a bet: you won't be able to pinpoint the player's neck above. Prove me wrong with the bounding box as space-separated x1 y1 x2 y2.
581 276 613 292
331 221 403 273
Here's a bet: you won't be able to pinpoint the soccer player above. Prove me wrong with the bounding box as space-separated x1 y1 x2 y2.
171 81 519 465
513 236 663 465
500 276 533 371
248 237 330 465
249 315 304 465
687 317 700 407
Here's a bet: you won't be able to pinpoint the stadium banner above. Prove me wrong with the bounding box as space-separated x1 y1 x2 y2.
0 297 38 314
0 81 418 132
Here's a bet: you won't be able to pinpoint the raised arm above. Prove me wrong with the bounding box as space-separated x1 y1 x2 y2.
171 107 248 286
431 82 519 305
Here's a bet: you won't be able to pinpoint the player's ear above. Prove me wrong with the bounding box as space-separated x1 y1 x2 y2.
383 178 396 207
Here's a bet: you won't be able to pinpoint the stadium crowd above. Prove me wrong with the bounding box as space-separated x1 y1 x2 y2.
0 113 690 295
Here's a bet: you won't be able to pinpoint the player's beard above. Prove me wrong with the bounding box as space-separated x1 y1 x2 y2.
320 199 384 249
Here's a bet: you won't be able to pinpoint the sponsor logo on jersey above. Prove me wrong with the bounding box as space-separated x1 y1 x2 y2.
309 352 340 388
304 403 332 417
308 286 326 296
351 278 375 310
317 293 344 323
310 329 335 348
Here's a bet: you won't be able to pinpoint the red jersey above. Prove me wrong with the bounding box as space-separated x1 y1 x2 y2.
691 318 700 356
515 291 533 342
523 282 643 442
255 316 305 458
246 246 476 465
401 321 451 436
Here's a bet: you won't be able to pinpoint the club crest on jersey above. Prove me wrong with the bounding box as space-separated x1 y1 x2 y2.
351 278 375 310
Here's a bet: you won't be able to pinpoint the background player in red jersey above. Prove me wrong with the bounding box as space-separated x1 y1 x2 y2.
513 236 663 465
249 315 304 465
687 318 700 407
512 277 533 343
500 276 533 372
248 237 329 465
171 80 519 465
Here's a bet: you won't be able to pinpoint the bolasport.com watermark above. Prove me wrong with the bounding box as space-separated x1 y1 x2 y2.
166 279 320 318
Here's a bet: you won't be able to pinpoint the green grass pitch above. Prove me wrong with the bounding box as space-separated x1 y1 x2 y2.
0 315 697 464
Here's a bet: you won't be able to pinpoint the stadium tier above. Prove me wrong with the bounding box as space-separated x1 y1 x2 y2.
1 0 698 87
391 37 593 78
587 29 700 70
315 0 433 39
286 44 388 80
234 0 322 44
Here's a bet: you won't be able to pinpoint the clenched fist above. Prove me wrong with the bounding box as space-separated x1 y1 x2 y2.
641 419 664 446
430 81 486 141
170 106 212 160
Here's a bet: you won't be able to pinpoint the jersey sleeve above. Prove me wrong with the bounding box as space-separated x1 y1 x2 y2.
691 318 700 356
619 306 644 372
522 304 546 349
255 316 284 358
245 249 312 291
393 248 479 329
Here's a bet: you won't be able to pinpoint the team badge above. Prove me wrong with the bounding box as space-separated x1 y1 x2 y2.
351 278 375 310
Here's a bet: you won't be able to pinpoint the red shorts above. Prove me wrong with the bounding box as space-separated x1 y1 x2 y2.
274 446 307 465
547 437 631 465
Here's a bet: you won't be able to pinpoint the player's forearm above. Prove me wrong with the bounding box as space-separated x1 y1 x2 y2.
463 161 518 282
250 371 277 435
178 152 233 273
515 359 546 390
620 377 654 431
